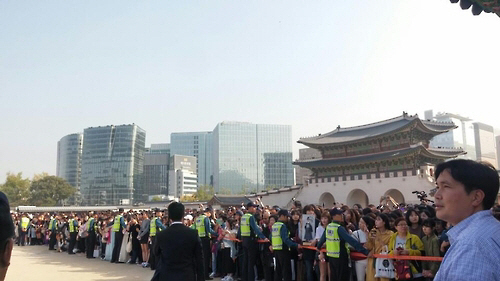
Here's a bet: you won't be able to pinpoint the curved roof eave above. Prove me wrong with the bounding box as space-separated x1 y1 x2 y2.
294 145 465 168
298 116 457 147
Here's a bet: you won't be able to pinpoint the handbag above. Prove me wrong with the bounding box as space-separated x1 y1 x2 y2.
374 245 395 279
394 260 412 280
126 233 133 253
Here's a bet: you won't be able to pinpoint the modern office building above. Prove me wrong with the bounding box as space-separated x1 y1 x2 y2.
142 144 170 203
295 148 322 185
170 132 213 186
213 122 294 194
56 133 83 190
473 123 498 168
168 155 198 198
150 143 170 154
429 112 476 159
80 124 146 205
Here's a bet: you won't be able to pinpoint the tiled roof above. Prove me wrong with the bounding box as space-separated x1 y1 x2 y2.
299 113 456 146
294 145 465 168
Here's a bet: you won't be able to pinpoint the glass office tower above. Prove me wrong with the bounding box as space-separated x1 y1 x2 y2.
170 132 213 186
56 133 83 189
142 143 170 202
213 122 293 194
80 124 146 205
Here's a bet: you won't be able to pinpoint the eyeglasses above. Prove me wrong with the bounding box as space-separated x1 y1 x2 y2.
397 224 408 227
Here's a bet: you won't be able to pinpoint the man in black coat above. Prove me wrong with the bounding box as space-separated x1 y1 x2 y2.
152 202 204 281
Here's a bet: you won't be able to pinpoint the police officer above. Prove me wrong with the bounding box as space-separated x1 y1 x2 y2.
317 208 370 281
86 212 98 258
149 209 166 270
195 207 217 280
67 214 79 254
239 202 269 281
48 213 58 251
111 208 127 263
271 209 302 281
19 213 30 246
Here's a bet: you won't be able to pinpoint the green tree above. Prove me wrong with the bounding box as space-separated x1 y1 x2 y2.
0 172 31 206
194 185 214 201
180 195 196 202
151 196 163 202
29 175 76 206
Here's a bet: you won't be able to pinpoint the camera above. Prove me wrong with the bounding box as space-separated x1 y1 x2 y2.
412 191 434 204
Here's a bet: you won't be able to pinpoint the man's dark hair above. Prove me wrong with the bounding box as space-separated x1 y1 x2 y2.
435 159 499 210
168 202 185 221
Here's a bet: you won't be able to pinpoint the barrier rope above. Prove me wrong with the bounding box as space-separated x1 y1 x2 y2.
222 237 443 262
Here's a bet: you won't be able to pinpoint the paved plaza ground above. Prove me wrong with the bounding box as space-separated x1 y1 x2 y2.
6 245 223 281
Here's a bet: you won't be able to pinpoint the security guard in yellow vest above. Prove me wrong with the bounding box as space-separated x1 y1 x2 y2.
48 214 58 250
271 209 301 281
317 208 370 281
19 214 30 246
111 208 127 263
238 202 269 281
86 212 98 259
149 209 166 271
67 214 79 254
194 207 217 280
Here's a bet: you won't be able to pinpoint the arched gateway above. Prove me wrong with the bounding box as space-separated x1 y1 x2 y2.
346 189 369 208
319 192 335 208
385 189 405 204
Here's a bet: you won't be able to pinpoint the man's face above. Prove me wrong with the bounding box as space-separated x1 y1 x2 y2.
262 212 270 225
435 169 480 225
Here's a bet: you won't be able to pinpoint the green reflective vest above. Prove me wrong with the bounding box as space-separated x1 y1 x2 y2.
325 222 349 258
113 215 122 232
48 218 55 231
195 215 207 238
21 217 29 231
240 213 252 237
150 217 157 237
69 219 75 233
87 218 94 232
271 222 288 250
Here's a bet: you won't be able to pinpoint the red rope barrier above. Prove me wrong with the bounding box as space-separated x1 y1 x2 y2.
223 238 443 262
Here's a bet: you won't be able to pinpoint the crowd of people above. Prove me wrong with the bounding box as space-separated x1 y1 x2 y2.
4 159 500 281
9 198 500 281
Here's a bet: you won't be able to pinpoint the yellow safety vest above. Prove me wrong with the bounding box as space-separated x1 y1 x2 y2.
49 218 55 231
195 215 207 238
87 218 94 232
150 217 157 237
325 222 350 258
21 217 29 231
113 215 122 232
271 222 287 250
69 219 75 233
240 213 252 237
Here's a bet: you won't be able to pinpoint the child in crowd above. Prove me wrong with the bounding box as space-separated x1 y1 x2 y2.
421 219 440 281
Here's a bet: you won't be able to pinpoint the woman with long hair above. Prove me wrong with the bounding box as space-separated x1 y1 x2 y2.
351 216 375 281
313 211 331 281
406 208 424 239
364 213 394 281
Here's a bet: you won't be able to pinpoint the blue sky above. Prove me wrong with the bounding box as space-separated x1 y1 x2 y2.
1 1 499 178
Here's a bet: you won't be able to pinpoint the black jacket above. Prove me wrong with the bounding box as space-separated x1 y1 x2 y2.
152 223 204 281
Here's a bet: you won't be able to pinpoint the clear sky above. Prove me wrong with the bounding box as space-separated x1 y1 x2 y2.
1 1 499 179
